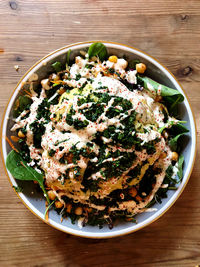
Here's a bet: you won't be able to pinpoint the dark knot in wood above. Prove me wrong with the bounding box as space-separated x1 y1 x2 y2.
181 66 193 76
180 14 189 21
9 1 18 10
15 56 23 62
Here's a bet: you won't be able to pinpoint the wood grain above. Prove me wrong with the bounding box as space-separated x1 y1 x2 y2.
0 0 200 266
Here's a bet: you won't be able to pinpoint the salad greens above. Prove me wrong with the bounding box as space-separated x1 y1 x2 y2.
6 150 50 203
147 152 185 209
138 75 184 114
13 95 32 118
66 49 71 66
169 123 189 152
138 76 184 102
52 61 62 73
177 154 184 180
88 42 108 61
128 59 140 69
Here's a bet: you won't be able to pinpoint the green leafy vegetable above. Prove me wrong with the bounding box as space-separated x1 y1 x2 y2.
177 154 184 180
169 123 189 151
159 120 187 135
170 123 189 134
88 42 108 61
44 199 56 218
165 165 175 183
6 150 50 203
138 76 184 101
128 59 140 69
169 95 182 112
66 49 71 66
52 61 62 72
30 121 45 149
158 121 174 134
138 76 184 113
145 164 177 208
13 95 32 118
169 133 184 151
13 185 23 193
145 199 156 208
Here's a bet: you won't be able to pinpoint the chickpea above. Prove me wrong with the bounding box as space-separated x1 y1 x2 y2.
160 152 167 159
108 55 118 63
129 187 137 198
136 63 146 74
75 207 83 215
47 190 56 201
115 58 128 70
171 152 179 161
18 130 25 138
66 203 72 213
55 201 63 209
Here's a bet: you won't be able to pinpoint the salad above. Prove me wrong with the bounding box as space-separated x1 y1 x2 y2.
6 43 189 229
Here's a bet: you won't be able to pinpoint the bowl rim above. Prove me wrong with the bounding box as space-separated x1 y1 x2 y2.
0 40 197 238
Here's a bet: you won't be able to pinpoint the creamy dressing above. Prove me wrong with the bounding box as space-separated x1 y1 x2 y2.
125 70 137 84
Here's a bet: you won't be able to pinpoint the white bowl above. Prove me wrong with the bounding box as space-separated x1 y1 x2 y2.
0 41 197 238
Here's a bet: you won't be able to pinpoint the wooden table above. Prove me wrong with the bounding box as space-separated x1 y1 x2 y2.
0 0 200 266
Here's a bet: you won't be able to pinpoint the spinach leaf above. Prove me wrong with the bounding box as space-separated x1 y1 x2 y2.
6 150 49 203
164 164 177 184
52 61 62 72
13 95 32 118
169 133 184 151
138 76 184 113
138 76 184 101
177 154 184 180
88 42 108 61
170 123 189 135
159 120 187 134
169 123 189 151
165 165 173 179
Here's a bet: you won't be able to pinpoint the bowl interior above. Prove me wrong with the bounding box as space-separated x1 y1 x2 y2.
1 42 196 238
